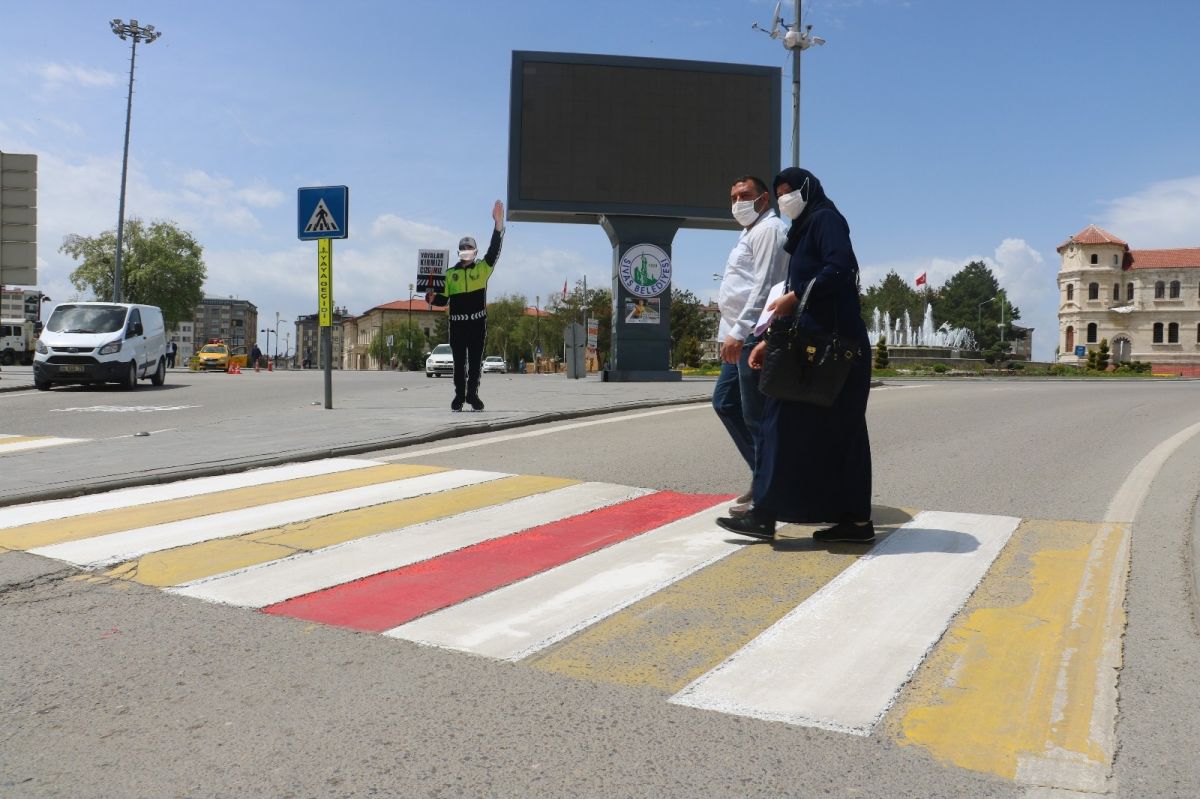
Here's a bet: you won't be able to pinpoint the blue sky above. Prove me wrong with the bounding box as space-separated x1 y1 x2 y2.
3 0 1198 360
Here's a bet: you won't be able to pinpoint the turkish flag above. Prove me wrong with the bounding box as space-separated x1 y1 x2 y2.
915 272 927 287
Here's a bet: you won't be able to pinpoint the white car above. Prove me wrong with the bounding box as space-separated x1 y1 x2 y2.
425 343 453 377
482 356 507 374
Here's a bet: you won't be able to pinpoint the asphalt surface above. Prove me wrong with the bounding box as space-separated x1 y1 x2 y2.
2 373 1199 798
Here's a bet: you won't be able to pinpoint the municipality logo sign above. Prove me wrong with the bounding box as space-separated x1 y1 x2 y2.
619 244 672 298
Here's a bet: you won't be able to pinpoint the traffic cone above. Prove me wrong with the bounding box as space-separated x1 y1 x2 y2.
229 363 239 374
267 359 273 372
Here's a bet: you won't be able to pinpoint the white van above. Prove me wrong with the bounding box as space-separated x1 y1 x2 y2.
33 302 168 391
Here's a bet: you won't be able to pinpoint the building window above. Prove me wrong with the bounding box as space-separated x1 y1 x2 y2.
1087 323 1097 343
1090 253 1098 265
1088 282 1099 300
1155 281 1165 298
1113 254 1119 265
1126 282 1134 301
1066 284 1074 302
1197 323 1200 344
1168 323 1179 344
1065 326 1075 351
1112 283 1120 300
1169 280 1181 298
1153 323 1164 343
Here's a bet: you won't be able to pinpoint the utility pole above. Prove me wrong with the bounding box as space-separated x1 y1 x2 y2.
754 1 825 167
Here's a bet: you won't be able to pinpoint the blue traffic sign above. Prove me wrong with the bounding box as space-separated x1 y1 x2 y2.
1074 345 1086 357
297 186 349 240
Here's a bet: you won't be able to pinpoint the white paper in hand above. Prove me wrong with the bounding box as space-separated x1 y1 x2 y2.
754 281 787 336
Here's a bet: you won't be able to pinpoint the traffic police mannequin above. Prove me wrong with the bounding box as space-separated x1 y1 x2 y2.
428 200 505 411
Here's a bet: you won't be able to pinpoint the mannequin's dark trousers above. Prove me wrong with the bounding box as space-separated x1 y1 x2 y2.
450 318 486 398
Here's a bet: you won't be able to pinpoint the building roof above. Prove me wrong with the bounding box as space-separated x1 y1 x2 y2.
1126 248 1200 270
1056 224 1129 252
362 298 447 314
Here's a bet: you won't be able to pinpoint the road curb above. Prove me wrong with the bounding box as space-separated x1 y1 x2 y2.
0 396 711 509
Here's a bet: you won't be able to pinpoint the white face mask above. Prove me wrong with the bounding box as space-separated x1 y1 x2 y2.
458 248 477 262
777 189 807 220
731 197 762 227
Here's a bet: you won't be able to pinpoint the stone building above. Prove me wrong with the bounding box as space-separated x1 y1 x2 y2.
295 308 349 369
1057 225 1200 374
341 299 446 370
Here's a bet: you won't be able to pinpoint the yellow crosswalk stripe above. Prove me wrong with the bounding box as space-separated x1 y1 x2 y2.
0 463 444 551
887 519 1128 791
106 474 577 587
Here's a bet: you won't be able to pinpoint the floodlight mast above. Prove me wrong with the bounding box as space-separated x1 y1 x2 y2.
109 18 162 303
753 1 825 167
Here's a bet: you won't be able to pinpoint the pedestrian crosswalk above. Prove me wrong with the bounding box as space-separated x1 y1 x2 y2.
0 433 85 454
0 457 1127 793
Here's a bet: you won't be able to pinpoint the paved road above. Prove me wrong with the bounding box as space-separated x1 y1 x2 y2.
2 377 1199 797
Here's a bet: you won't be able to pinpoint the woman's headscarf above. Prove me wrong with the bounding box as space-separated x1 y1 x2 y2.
772 167 846 253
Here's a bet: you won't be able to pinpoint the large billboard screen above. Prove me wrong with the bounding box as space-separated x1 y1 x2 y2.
508 52 780 231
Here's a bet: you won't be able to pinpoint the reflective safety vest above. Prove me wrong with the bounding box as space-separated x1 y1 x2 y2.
444 260 495 297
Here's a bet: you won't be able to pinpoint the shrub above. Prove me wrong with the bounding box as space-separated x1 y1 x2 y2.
1097 338 1111 371
932 362 948 373
874 336 890 370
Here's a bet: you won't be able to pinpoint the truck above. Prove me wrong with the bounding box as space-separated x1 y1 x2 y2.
0 318 36 365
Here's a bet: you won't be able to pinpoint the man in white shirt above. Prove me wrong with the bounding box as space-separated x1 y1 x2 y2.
712 175 790 512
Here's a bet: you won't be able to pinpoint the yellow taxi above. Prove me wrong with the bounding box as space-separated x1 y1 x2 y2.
197 341 231 371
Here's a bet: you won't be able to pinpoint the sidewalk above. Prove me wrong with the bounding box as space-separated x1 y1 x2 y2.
0 370 716 507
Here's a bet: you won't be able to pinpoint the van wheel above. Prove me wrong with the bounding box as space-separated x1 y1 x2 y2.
34 378 51 391
150 358 166 386
0 349 14 366
121 361 139 390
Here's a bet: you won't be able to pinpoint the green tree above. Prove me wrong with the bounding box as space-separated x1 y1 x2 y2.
484 294 528 364
59 217 206 330
874 335 890 370
431 313 450 346
1097 338 1111 371
368 319 427 370
933 261 1021 352
669 288 716 368
861 271 930 333
548 282 615 365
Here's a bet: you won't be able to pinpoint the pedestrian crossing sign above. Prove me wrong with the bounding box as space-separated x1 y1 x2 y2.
297 185 349 240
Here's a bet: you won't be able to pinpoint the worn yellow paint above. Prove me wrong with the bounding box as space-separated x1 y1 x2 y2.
0 463 444 551
527 529 889 693
0 435 45 446
105 474 577 587
889 519 1129 782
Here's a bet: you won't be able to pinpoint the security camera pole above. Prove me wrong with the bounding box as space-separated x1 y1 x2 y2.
754 1 825 167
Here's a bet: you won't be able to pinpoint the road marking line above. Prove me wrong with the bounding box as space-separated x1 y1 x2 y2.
30 469 505 568
379 403 708 460
0 435 82 454
670 510 1020 733
264 491 726 633
386 499 736 660
110 475 576 588
171 481 646 608
0 458 382 531
522 518 898 692
0 463 442 550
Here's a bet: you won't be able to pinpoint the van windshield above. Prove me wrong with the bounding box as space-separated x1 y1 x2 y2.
46 305 128 334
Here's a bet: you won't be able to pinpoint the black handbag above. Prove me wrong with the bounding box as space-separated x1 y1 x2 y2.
759 278 861 407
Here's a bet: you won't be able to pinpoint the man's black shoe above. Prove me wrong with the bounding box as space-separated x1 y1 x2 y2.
466 394 484 411
450 395 465 412
716 512 775 541
812 521 876 544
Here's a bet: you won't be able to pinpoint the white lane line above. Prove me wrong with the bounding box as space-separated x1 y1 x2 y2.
387 500 735 661
670 510 1020 734
171 482 650 608
31 469 507 568
0 458 383 530
380 403 708 460
0 436 82 454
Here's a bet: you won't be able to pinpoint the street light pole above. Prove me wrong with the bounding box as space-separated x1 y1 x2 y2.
535 294 540 374
109 19 161 303
977 296 997 343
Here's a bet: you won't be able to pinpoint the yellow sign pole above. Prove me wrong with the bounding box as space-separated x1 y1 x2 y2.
318 238 333 408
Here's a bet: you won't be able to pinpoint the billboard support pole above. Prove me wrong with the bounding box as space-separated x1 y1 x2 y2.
599 215 683 383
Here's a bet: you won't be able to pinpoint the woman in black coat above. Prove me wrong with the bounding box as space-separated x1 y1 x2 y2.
717 167 874 543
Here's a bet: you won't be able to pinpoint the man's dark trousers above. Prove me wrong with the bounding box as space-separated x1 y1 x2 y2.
450 318 486 398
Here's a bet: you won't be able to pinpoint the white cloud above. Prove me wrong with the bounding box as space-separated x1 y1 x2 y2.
35 63 118 89
1101 175 1200 248
369 214 454 244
